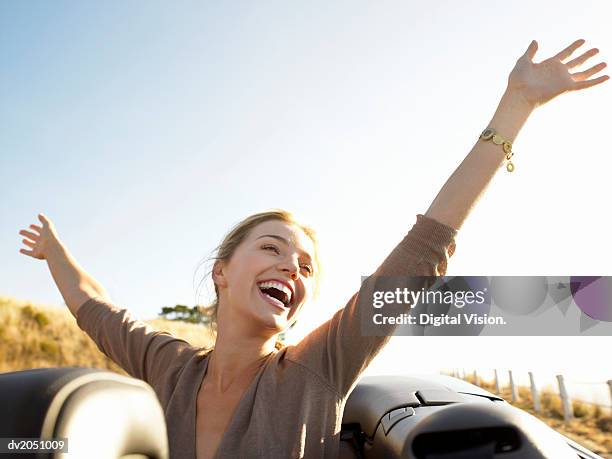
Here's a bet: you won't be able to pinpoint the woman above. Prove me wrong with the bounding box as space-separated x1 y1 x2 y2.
18 39 607 459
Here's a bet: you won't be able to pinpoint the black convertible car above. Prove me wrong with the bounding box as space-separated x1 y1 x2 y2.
0 367 604 458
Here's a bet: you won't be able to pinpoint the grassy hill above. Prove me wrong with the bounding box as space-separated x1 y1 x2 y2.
0 295 215 375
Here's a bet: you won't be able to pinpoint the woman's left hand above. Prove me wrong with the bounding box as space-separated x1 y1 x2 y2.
508 39 608 109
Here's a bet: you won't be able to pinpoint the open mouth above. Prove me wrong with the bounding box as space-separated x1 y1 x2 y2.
257 281 293 310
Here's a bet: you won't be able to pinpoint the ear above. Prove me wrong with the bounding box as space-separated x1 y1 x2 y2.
212 260 228 288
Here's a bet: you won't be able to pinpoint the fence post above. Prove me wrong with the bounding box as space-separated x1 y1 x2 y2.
473 370 478 386
556 374 573 422
494 369 500 394
529 372 541 413
509 370 518 402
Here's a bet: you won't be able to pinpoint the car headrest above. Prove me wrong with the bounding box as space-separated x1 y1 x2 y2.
0 367 168 459
343 374 502 438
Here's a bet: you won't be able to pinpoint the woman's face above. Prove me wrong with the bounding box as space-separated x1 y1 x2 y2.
213 220 317 335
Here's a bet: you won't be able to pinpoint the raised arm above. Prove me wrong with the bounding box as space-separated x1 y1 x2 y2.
18 214 197 396
287 39 607 399
18 213 110 317
426 39 608 230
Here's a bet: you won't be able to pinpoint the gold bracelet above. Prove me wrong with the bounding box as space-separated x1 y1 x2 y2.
479 128 515 172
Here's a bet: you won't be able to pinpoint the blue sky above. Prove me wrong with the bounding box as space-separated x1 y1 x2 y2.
1 1 611 391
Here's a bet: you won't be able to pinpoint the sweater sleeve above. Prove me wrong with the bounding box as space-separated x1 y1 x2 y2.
285 214 457 398
75 297 197 395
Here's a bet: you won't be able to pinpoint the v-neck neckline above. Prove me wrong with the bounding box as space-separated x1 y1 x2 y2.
192 349 277 459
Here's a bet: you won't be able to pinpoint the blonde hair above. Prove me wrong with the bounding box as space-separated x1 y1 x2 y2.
196 209 321 350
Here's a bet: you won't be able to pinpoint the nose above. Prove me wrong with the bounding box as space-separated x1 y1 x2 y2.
280 256 300 281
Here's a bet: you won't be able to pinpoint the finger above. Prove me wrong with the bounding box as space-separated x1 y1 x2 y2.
19 229 39 241
19 248 34 257
572 74 610 91
29 224 43 234
565 48 599 69
22 239 35 248
38 213 50 227
572 62 607 81
553 39 586 61
523 40 538 61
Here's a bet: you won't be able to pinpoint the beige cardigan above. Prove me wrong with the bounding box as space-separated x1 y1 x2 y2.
76 213 457 458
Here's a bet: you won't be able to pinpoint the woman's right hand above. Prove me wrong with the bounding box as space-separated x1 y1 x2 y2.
507 39 608 109
19 213 61 260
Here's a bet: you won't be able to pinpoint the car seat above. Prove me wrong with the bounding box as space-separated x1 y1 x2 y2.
0 367 168 459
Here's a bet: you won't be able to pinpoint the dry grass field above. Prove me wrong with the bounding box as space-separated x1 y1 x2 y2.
0 295 215 376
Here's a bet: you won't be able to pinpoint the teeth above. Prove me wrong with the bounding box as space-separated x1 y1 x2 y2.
257 281 292 305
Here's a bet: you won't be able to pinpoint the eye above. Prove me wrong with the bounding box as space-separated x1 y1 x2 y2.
262 244 280 254
263 244 313 276
300 264 314 276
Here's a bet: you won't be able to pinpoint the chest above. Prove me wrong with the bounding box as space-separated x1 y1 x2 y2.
195 383 249 459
